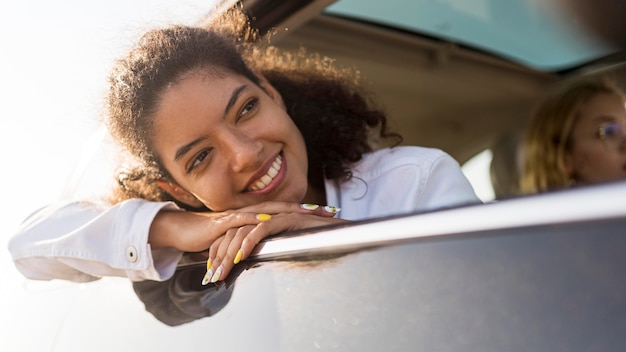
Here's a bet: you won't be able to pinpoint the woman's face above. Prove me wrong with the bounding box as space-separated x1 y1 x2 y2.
566 92 626 185
150 71 309 211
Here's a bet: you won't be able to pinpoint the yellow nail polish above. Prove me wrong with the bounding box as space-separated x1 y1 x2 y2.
256 213 272 221
206 259 212 271
234 249 243 264
210 265 223 283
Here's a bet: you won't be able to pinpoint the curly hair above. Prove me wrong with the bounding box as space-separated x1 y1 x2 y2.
519 78 624 194
108 9 400 209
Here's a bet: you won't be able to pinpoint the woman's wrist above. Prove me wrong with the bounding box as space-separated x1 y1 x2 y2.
148 210 185 249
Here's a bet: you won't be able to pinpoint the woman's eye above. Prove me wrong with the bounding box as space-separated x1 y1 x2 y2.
598 123 621 138
238 97 258 121
187 150 211 173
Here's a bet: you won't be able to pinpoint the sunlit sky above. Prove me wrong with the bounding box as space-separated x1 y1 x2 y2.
0 0 224 285
0 0 493 286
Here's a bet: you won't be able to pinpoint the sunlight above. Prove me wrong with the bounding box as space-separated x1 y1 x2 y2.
0 0 222 312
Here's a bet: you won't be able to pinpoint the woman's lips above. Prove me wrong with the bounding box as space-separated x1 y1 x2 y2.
247 154 283 192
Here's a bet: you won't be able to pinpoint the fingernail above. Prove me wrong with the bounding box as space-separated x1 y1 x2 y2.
234 249 243 264
210 265 223 283
256 213 272 221
206 259 212 271
324 206 341 214
300 204 319 210
201 268 213 285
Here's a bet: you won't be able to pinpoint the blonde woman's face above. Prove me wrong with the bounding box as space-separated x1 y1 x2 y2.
150 72 310 211
566 92 626 185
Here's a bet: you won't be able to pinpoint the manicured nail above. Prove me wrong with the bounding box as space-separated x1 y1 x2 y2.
234 249 243 264
300 204 320 210
324 206 341 214
201 259 214 285
210 265 223 283
201 268 213 286
256 213 272 222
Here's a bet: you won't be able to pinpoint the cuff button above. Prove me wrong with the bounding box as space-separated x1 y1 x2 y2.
126 246 138 263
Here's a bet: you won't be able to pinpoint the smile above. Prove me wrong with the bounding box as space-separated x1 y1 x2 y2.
247 154 283 192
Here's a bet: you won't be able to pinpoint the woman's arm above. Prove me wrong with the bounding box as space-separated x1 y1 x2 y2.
8 199 183 282
8 199 344 283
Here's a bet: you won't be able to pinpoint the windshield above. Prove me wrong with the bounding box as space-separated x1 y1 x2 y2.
326 0 616 71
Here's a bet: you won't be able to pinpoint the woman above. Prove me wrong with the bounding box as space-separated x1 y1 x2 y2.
520 79 626 194
9 10 479 284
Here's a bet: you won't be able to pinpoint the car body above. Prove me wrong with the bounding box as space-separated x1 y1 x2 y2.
2 0 625 351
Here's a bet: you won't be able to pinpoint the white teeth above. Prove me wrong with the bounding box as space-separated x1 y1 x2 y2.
248 155 282 191
267 166 278 178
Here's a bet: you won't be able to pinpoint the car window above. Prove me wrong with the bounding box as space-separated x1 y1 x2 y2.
461 149 495 202
325 0 616 71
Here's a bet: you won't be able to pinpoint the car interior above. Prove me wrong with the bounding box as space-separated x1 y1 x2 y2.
238 0 626 201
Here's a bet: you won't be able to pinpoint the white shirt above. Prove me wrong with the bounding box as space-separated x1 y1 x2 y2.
8 146 479 282
326 146 479 220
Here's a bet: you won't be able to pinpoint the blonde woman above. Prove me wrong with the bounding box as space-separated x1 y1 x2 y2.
520 79 626 194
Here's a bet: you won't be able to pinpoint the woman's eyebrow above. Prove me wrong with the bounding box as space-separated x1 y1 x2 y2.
173 85 249 163
593 115 619 123
174 137 205 162
174 84 248 162
224 84 247 117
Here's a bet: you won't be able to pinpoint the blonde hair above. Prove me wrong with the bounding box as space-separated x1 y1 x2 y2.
520 78 624 194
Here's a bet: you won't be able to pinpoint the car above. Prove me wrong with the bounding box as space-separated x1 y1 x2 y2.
2 0 625 351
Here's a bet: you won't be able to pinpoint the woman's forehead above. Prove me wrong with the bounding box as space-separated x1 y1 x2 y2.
579 93 626 119
159 72 251 112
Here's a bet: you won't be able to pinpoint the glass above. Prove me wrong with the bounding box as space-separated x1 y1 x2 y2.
596 122 626 150
325 0 617 71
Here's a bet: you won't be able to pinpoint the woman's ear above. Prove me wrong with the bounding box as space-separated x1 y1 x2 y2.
255 72 286 109
157 179 204 208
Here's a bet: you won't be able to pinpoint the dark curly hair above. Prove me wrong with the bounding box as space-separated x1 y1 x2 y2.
108 9 401 209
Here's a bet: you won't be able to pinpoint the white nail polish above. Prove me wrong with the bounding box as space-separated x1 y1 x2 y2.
300 204 320 210
202 269 213 285
324 205 341 213
210 265 223 283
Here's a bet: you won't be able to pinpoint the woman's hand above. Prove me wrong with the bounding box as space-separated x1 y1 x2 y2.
205 210 347 284
147 202 345 283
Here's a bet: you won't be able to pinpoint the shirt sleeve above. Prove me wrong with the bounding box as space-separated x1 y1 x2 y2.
7 199 183 283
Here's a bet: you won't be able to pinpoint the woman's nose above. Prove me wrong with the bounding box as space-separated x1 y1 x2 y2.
226 133 263 172
617 122 626 152
618 136 626 152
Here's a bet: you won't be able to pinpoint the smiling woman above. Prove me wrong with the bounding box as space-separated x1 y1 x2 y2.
148 74 310 211
3 1 625 350
7 8 480 287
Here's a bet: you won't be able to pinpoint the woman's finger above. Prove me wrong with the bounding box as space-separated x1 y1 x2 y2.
238 213 348 262
212 225 257 283
204 213 347 284
232 201 341 217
